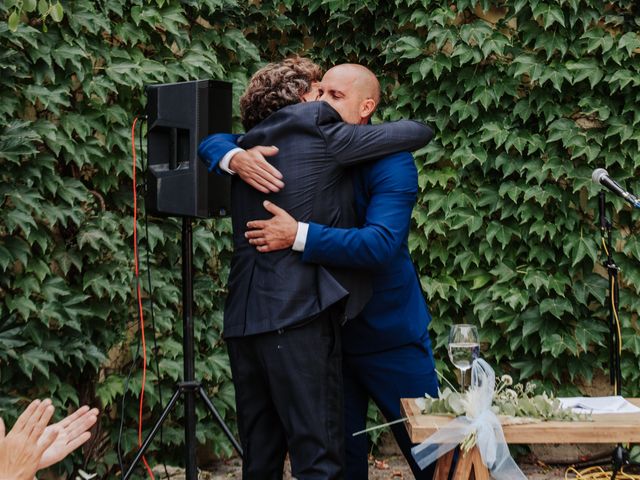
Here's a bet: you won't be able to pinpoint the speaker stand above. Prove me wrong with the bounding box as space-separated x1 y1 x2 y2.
122 217 242 480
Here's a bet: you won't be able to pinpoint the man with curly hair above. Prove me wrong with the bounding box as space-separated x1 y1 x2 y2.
199 58 433 480
238 57 323 131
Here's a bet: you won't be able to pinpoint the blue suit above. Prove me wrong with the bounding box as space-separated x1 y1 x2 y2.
303 152 438 479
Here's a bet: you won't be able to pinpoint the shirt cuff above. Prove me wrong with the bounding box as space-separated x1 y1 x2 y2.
219 148 244 174
292 222 309 252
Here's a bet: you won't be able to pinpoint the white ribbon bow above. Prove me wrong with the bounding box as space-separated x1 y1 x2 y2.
411 359 527 479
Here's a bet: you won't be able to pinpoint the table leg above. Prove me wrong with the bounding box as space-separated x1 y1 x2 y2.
451 446 490 480
433 449 455 480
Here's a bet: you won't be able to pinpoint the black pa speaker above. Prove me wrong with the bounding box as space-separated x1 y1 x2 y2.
145 79 232 218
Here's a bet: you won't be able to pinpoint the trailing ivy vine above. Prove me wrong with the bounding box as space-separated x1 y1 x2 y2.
1 0 639 476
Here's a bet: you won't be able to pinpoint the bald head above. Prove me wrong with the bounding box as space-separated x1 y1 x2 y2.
319 63 381 124
333 64 381 104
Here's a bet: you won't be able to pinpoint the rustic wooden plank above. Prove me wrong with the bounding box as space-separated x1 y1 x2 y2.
442 447 492 480
471 447 491 480
468 447 490 480
451 447 474 480
433 449 455 480
402 398 640 444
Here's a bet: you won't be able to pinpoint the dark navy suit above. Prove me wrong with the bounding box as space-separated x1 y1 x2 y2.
198 101 433 480
303 152 438 479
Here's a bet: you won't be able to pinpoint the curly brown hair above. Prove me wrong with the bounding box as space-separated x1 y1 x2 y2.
240 57 323 131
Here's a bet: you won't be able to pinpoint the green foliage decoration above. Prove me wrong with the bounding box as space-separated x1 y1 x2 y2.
420 375 589 453
1 0 640 475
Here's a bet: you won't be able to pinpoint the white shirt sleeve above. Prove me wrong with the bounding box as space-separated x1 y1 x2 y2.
292 222 309 252
219 147 244 174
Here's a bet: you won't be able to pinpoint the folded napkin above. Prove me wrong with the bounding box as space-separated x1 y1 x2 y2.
558 396 640 414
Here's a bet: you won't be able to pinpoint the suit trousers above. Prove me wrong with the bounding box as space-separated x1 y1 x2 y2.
226 310 345 480
343 341 439 480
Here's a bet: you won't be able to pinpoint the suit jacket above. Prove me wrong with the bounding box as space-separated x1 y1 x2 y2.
198 101 433 338
302 151 434 356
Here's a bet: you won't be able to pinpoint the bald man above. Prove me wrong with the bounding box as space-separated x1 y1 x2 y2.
206 63 438 480
199 59 433 480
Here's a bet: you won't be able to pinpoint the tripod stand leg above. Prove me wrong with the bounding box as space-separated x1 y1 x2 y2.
199 385 243 457
123 388 182 480
184 385 197 480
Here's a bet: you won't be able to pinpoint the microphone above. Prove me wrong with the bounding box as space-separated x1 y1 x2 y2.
592 168 640 208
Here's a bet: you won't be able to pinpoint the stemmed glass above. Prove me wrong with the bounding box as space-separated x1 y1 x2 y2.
448 324 480 391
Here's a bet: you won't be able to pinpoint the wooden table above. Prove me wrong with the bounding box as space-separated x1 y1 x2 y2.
401 398 640 479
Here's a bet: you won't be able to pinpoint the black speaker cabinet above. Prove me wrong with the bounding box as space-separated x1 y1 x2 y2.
145 79 232 218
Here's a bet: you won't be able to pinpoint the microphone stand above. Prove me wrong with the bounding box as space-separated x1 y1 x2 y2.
597 192 639 480
599 192 622 397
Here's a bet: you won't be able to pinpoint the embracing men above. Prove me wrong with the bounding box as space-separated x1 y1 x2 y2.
199 57 438 480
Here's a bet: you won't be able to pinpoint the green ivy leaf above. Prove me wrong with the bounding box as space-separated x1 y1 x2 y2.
19 348 56 379
566 59 604 88
563 234 598 267
581 27 615 54
532 3 566 29
0 326 28 351
8 11 20 31
481 33 510 58
50 1 63 22
37 0 48 15
524 269 550 292
618 32 640 56
480 122 510 148
607 69 640 91
542 333 577 357
23 0 37 12
450 99 479 122
512 358 539 379
96 375 124 407
539 297 574 319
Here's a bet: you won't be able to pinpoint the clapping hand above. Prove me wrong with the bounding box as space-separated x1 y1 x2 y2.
0 399 58 480
38 405 99 470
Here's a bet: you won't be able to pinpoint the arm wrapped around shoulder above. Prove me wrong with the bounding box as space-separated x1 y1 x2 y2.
320 113 434 166
197 133 241 173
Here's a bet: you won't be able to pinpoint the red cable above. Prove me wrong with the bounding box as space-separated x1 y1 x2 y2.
131 117 155 480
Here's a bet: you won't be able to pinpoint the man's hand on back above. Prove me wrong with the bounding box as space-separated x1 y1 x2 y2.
230 146 284 193
246 201 297 252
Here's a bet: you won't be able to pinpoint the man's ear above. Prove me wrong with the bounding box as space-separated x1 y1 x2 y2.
360 98 376 119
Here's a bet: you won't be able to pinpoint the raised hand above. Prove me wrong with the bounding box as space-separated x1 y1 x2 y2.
230 146 284 193
245 201 298 252
38 405 99 470
0 399 58 480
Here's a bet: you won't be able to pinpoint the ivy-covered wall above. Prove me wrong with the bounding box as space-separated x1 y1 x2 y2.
2 0 640 476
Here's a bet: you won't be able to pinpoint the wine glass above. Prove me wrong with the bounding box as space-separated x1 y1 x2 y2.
448 324 480 391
